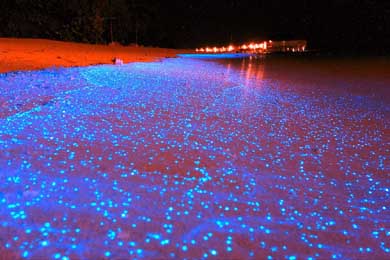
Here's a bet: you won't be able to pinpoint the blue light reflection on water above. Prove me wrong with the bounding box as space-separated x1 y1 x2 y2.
0 56 389 259
178 53 253 59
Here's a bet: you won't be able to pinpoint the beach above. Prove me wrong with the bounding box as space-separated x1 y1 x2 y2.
0 38 183 73
0 42 389 259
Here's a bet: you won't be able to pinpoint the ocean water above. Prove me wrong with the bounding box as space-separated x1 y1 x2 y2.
0 54 389 259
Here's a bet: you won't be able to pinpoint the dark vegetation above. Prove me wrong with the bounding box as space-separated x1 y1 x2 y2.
0 0 166 46
0 0 389 52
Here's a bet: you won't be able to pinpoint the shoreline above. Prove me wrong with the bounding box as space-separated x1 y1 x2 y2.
0 38 187 73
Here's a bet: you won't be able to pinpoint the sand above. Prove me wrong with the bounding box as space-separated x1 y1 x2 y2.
0 41 389 258
0 56 389 259
0 38 185 73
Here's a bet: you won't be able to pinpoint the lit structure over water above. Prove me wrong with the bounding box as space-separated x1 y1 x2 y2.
195 40 307 54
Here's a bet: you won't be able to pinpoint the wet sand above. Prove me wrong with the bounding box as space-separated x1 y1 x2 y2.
0 54 389 259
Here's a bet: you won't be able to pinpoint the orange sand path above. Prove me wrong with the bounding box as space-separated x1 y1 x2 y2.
0 38 185 73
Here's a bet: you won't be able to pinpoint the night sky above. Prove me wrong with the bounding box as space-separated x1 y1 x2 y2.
163 0 390 52
1 0 389 52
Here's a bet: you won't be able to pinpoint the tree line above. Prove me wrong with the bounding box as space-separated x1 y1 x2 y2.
0 0 170 46
0 0 389 51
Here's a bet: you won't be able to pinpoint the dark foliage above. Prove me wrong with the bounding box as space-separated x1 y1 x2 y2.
0 0 162 45
0 0 389 51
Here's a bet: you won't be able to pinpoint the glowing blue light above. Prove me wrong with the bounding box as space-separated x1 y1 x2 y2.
0 55 388 260
178 53 253 59
160 239 170 245
22 251 29 258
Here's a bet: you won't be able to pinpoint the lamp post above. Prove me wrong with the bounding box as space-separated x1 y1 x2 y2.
103 16 117 44
104 0 116 44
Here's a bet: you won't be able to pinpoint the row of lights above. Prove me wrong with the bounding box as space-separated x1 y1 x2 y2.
286 46 306 52
195 40 307 53
195 41 269 53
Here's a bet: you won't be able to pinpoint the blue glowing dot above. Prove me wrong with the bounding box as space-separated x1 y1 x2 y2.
104 251 111 257
22 251 29 258
161 239 170 245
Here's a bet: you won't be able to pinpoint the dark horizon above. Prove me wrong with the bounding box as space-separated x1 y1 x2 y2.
1 0 389 53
